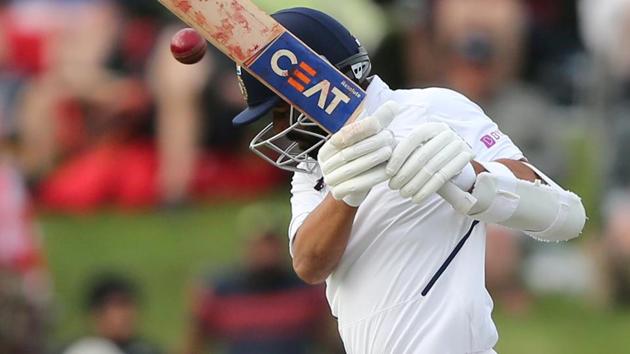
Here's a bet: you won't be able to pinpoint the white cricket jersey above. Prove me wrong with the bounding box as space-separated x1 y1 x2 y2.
288 76 524 354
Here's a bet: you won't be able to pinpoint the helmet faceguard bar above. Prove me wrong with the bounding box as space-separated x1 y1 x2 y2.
249 106 328 173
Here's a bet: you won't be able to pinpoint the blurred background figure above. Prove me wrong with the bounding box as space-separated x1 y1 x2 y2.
149 28 283 207
0 1 51 348
433 0 571 180
0 103 50 354
181 205 341 354
0 159 50 354
484 225 530 314
62 274 161 354
600 191 630 307
0 271 48 354
368 0 437 88
2 0 281 212
579 0 630 190
11 0 159 210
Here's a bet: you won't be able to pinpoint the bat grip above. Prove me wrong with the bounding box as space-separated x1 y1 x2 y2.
437 181 477 215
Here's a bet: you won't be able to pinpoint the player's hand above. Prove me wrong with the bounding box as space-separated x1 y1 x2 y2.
318 101 400 207
386 122 475 204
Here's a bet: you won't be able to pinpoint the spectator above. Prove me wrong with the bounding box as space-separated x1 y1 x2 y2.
433 0 572 180
485 225 530 314
579 0 630 190
149 28 284 206
369 0 438 88
600 191 630 306
181 231 341 354
0 271 48 354
63 274 161 354
1 13 51 348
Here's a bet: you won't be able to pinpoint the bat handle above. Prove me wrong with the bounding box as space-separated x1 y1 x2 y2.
437 181 477 215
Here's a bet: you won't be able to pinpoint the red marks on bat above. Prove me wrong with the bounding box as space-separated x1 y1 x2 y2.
210 2 236 46
193 10 208 27
230 0 251 32
268 23 284 37
173 0 192 13
212 17 235 44
227 44 246 62
166 0 281 63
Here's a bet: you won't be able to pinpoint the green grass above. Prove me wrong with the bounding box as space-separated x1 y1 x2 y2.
41 196 630 353
41 201 262 351
494 298 630 354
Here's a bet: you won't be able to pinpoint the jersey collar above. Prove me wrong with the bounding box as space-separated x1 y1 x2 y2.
363 75 393 117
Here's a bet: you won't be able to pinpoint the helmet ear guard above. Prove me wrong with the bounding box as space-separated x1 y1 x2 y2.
336 46 371 83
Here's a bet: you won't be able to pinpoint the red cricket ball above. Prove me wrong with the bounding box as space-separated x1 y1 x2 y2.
170 28 207 65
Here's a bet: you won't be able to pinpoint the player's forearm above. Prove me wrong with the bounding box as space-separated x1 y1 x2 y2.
292 194 357 284
466 159 585 241
471 159 537 183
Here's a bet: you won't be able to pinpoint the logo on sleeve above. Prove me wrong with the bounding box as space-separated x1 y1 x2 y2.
480 130 503 148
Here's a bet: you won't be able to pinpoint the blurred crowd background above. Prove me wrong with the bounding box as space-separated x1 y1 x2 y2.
1 0 630 353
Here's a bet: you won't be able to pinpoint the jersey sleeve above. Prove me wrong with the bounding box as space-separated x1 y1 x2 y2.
423 88 524 162
288 168 327 257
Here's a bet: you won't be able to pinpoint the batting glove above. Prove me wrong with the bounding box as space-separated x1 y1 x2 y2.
318 101 400 207
386 122 475 204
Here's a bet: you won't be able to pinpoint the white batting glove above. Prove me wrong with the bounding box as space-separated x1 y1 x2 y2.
318 101 400 207
386 122 475 204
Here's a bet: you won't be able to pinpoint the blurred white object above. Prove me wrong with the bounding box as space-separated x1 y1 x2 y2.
523 246 597 296
0 162 33 266
63 337 124 354
579 0 630 78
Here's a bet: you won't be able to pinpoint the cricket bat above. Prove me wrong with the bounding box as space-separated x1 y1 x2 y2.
156 0 477 213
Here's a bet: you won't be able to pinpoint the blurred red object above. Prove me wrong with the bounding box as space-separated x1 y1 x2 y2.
0 8 52 76
192 152 286 200
122 19 160 70
39 142 158 212
38 144 285 211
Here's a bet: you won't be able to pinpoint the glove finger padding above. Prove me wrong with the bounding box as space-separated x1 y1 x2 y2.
331 164 390 199
410 151 474 203
329 101 399 148
321 130 395 174
319 101 400 207
399 140 465 197
325 146 393 186
388 129 456 189
386 122 450 176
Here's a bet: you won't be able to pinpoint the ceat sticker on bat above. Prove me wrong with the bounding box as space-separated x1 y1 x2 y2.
248 32 365 133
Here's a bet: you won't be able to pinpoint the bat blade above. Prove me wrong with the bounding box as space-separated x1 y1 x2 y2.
157 0 283 65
